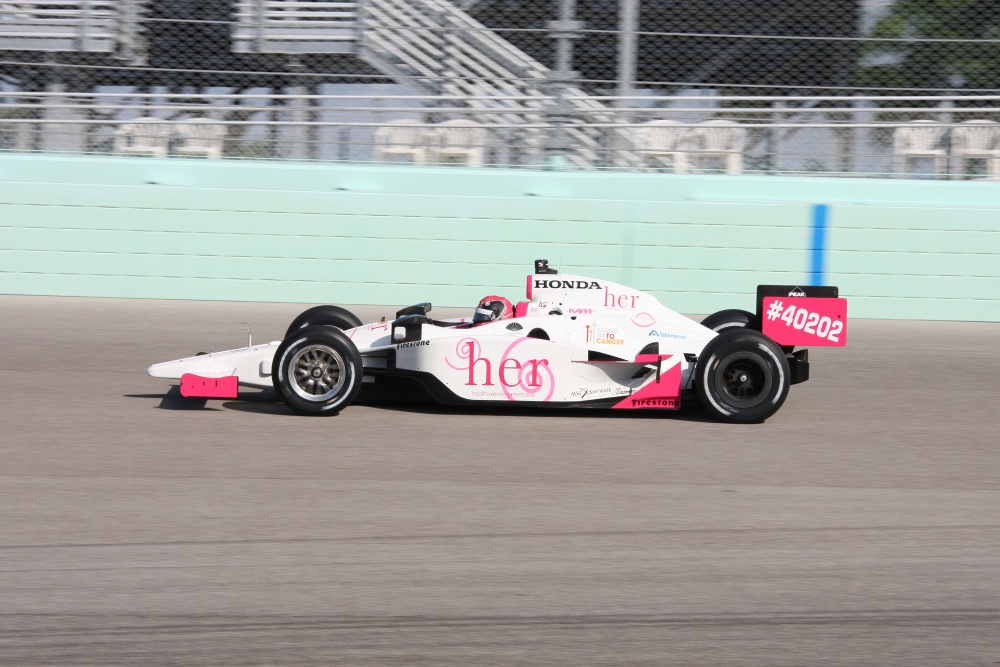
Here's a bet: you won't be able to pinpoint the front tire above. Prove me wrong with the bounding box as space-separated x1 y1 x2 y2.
273 326 363 415
695 330 790 423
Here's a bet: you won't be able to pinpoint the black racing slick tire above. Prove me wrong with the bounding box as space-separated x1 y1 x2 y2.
700 309 760 333
695 330 791 424
284 305 363 339
273 326 363 416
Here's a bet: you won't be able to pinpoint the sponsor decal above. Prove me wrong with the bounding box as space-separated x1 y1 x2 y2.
471 389 545 399
630 312 655 327
471 390 506 398
629 397 679 408
397 340 430 348
762 296 848 347
534 279 602 290
648 330 687 340
444 337 555 401
612 365 682 410
505 322 524 331
603 286 641 309
788 286 807 297
585 323 624 346
369 323 388 332
570 386 630 399
569 308 594 315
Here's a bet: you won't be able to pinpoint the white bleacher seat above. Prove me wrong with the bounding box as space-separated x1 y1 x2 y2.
691 119 746 174
431 119 486 167
373 119 431 164
951 119 1000 179
176 118 227 159
893 120 947 178
113 117 173 158
632 119 691 173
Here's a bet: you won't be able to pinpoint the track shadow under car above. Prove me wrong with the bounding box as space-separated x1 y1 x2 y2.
358 398 720 423
132 386 720 423
125 385 218 411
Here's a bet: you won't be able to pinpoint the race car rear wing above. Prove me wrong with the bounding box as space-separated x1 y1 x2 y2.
756 285 847 348
756 285 838 303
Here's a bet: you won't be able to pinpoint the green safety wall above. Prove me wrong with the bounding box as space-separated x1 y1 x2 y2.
1 153 998 320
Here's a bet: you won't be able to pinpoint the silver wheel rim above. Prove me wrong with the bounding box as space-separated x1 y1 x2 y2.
289 344 347 402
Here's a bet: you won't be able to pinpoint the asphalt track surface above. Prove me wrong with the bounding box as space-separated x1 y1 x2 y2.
2 295 999 666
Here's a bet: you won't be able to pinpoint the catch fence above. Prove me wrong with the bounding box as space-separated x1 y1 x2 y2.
2 0 999 177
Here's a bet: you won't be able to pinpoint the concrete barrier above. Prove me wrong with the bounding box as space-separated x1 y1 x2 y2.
1 153 998 320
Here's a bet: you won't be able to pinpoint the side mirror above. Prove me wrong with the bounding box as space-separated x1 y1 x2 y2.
393 326 407 341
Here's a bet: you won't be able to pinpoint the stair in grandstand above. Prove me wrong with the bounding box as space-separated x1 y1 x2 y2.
356 0 607 167
228 0 610 168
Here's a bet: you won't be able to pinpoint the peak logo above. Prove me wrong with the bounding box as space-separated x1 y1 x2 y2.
534 279 601 290
788 287 807 297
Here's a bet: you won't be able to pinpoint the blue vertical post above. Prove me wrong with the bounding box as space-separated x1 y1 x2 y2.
810 204 829 286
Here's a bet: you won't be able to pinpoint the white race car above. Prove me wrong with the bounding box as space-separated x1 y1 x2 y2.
148 260 847 423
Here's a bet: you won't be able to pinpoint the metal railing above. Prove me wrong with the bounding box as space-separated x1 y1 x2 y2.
4 89 1000 179
3 0 1000 179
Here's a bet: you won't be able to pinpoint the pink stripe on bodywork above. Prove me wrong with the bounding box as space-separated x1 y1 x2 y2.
613 364 681 410
633 353 662 364
181 373 238 399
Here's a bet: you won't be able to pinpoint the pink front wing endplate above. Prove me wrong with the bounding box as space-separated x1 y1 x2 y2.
180 374 239 399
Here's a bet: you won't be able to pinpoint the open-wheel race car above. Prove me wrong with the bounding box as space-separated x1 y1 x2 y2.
148 260 847 423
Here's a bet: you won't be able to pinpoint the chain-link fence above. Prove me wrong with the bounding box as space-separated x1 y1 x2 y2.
2 0 1000 177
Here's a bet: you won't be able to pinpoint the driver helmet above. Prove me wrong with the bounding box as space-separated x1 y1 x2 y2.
473 295 514 324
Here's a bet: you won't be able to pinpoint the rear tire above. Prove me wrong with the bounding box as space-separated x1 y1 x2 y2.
284 305 363 339
273 326 363 415
700 309 759 333
695 330 790 423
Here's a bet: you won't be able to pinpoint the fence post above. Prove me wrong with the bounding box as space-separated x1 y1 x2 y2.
833 99 854 175
940 92 955 179
354 0 369 46
545 0 584 167
616 0 639 110
119 0 134 62
41 82 86 153
771 100 784 174
287 58 309 160
79 0 93 52
253 0 265 53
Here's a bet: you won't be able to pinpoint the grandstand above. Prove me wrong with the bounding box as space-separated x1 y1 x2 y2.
2 0 999 177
